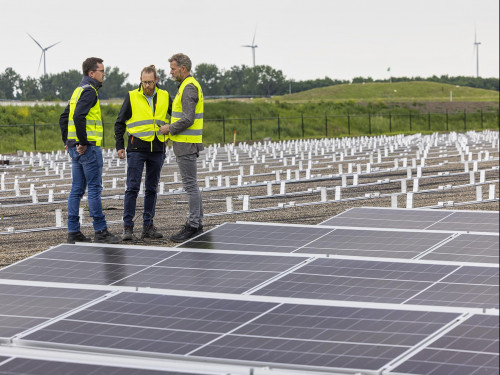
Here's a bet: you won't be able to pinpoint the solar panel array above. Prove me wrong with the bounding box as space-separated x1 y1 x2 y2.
0 207 498 374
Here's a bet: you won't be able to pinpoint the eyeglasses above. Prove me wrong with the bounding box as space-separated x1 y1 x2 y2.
93 69 105 73
141 81 155 86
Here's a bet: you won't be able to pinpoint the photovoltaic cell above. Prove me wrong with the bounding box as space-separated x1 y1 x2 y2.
115 252 307 293
426 211 500 233
21 294 278 356
20 293 461 372
320 207 499 234
297 228 451 258
0 357 211 375
421 234 499 263
391 315 499 375
320 208 451 230
254 258 460 304
192 304 460 371
0 284 107 339
179 223 333 252
0 244 178 285
405 266 499 308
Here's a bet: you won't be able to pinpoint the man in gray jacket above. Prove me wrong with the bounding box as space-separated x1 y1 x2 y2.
160 53 204 242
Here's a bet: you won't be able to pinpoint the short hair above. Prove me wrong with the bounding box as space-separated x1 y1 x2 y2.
168 53 192 72
82 57 104 76
141 64 157 79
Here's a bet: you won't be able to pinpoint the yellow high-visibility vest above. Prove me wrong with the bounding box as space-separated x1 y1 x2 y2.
125 86 169 143
68 84 103 146
169 77 203 144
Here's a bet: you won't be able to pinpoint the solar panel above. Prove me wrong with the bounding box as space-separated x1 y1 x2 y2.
391 314 499 375
21 294 278 356
421 234 499 264
320 207 499 233
180 222 453 260
0 244 178 285
320 207 451 230
297 228 451 259
405 266 499 308
425 211 500 233
0 357 212 375
254 258 498 308
114 252 308 293
19 293 461 373
179 223 333 252
0 284 107 339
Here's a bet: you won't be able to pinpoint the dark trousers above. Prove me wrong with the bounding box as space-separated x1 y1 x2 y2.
123 151 165 228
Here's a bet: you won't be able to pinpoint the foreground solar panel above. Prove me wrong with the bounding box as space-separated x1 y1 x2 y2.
180 222 453 259
254 258 499 308
19 293 462 373
320 207 500 233
0 284 107 339
0 357 211 375
0 244 309 294
421 233 499 264
390 314 499 375
0 244 178 285
180 223 333 252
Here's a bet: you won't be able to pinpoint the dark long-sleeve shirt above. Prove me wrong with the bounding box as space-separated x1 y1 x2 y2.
169 78 204 156
114 87 173 152
59 76 102 147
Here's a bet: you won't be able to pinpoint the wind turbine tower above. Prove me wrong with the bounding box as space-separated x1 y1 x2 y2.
242 30 258 67
27 33 62 76
473 31 481 78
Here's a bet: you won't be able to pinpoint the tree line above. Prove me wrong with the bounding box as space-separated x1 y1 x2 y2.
0 64 498 101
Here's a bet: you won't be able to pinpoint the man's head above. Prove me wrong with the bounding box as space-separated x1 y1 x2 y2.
140 65 158 96
168 53 191 83
82 57 105 83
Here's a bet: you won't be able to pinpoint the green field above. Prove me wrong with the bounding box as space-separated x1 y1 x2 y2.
0 82 498 153
273 81 500 102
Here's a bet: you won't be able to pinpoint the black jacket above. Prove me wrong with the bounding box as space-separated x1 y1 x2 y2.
114 86 173 153
59 76 102 147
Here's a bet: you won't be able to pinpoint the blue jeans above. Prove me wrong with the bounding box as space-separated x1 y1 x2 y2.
67 145 107 233
123 151 165 228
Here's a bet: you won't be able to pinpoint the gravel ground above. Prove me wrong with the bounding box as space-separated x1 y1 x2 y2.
1 132 498 268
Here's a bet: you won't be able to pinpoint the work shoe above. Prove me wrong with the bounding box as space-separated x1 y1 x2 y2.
67 231 91 244
170 223 203 243
142 224 163 239
94 228 121 244
122 226 134 241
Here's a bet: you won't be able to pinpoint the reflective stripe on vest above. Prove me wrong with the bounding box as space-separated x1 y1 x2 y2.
170 76 204 144
125 87 169 143
67 84 103 146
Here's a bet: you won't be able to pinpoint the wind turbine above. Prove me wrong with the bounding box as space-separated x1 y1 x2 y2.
242 29 258 67
473 30 481 78
27 33 61 76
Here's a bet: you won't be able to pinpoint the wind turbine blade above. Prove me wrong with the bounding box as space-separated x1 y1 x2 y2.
242 45 252 48
27 33 43 50
45 41 62 50
252 28 257 46
37 52 43 74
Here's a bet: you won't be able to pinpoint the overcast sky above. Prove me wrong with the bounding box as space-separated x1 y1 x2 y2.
1 0 498 84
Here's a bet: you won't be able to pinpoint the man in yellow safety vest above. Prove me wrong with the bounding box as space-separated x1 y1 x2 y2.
59 57 120 244
159 53 204 242
115 65 172 240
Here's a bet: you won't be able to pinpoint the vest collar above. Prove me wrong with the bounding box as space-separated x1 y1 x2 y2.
81 75 102 90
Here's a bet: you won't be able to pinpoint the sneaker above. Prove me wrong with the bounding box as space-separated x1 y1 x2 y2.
67 231 91 244
142 224 163 239
94 228 121 244
122 226 134 241
170 223 203 243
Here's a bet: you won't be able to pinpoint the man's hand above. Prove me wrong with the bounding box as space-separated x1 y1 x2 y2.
159 124 170 135
117 149 126 159
76 144 87 155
